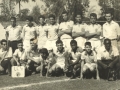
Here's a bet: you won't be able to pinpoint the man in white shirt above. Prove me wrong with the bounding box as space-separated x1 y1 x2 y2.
6 17 22 53
26 38 41 74
59 11 73 49
0 39 13 75
45 14 59 50
85 13 102 53
80 42 99 80
11 41 27 66
103 11 120 48
66 40 82 79
72 13 87 49
97 39 120 79
48 39 69 76
37 15 47 50
22 16 37 52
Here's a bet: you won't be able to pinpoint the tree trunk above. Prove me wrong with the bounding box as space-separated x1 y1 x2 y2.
19 0 21 14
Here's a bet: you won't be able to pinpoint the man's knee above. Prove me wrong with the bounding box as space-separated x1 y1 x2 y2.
11 58 17 66
0 65 4 71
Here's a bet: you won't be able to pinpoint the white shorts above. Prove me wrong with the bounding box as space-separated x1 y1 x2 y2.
37 38 47 49
61 38 72 49
23 39 31 52
75 37 86 49
45 40 56 50
83 63 96 72
56 62 65 69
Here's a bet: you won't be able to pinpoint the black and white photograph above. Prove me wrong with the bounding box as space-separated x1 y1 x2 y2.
0 0 120 90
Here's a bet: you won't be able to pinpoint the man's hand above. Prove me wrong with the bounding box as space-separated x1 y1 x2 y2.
17 62 20 66
108 63 114 69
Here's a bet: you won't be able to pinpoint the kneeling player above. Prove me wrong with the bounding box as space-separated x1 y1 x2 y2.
11 41 30 75
48 39 69 76
80 42 99 80
38 48 54 77
66 40 83 79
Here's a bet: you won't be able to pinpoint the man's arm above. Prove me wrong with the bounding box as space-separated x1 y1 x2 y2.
80 60 84 79
40 60 43 77
72 31 85 39
108 56 119 68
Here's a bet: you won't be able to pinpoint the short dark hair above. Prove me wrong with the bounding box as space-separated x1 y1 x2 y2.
90 13 97 19
56 39 63 45
30 38 35 42
49 14 55 19
85 42 91 47
104 38 111 45
26 16 33 22
105 11 113 16
39 48 49 56
11 17 16 22
70 39 77 45
62 11 68 15
38 15 45 20
1 39 7 45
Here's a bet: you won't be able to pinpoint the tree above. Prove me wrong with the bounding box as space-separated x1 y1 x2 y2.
30 5 40 23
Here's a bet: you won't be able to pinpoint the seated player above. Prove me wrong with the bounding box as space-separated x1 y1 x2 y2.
66 40 83 79
0 39 12 76
80 42 99 80
48 39 69 76
38 48 54 77
26 38 41 74
97 39 120 80
11 40 30 73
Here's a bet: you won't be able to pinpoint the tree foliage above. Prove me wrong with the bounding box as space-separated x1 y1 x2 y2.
30 5 40 23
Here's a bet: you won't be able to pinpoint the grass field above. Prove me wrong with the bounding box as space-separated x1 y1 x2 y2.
0 74 120 90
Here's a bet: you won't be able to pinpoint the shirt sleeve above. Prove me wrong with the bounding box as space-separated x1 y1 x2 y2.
81 52 85 60
93 51 97 62
7 47 13 58
13 49 18 56
21 51 27 60
113 46 119 56
97 24 102 32
59 23 62 30
102 24 106 37
116 23 120 35
97 49 102 60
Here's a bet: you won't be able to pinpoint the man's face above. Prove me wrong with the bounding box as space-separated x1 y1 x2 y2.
17 43 23 51
49 17 55 25
56 43 63 51
85 45 92 53
71 43 77 50
75 15 82 23
39 18 44 25
11 19 16 25
30 41 35 49
41 52 47 59
2 42 7 50
104 40 111 51
90 16 96 24
105 13 112 22
62 13 68 21
26 20 30 25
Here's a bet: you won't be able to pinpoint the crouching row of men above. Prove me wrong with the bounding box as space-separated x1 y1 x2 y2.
0 38 119 80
